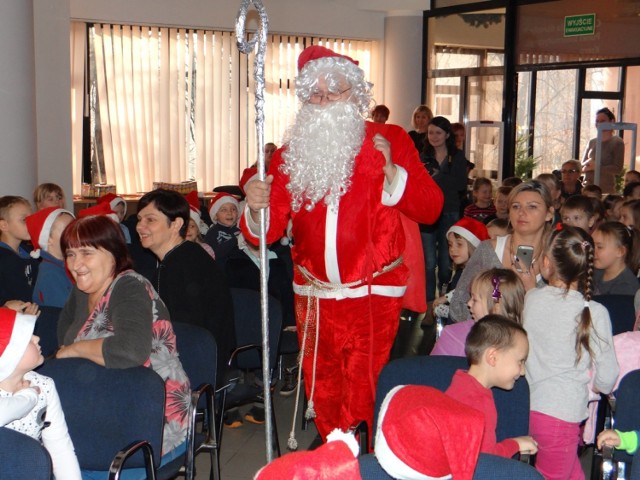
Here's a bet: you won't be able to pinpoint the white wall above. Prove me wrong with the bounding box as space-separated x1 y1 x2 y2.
0 1 37 200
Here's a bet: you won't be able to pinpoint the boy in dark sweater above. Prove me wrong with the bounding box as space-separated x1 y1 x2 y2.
204 192 240 268
0 196 39 306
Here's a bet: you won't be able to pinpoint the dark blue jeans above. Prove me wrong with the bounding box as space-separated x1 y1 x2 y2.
421 211 460 302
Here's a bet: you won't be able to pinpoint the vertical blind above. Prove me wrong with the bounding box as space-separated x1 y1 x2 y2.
70 22 377 195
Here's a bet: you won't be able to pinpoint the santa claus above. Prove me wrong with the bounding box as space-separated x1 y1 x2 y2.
241 45 443 447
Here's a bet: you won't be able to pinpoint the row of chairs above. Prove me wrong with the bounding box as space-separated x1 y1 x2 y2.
1 287 284 480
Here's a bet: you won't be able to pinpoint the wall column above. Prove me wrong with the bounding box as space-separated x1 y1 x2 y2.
382 12 424 130
0 0 37 198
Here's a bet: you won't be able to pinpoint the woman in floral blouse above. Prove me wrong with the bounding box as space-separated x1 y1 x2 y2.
56 215 190 471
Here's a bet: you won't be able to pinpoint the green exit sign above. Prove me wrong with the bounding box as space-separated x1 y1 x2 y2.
564 13 596 37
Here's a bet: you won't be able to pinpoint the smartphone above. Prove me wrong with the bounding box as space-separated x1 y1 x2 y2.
515 245 534 273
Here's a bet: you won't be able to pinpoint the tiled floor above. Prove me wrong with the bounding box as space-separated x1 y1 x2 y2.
195 382 318 480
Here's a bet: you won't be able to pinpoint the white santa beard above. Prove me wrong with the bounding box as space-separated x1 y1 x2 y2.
282 101 365 212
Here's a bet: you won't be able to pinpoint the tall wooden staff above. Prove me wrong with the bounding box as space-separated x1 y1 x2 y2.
235 0 274 463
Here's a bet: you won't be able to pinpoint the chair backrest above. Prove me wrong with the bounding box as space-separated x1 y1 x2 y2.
230 288 283 370
613 369 640 463
593 294 636 335
38 358 165 470
372 356 530 445
173 321 217 402
34 306 62 358
0 427 52 480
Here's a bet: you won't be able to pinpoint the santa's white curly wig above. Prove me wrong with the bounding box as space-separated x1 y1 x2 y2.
295 56 373 117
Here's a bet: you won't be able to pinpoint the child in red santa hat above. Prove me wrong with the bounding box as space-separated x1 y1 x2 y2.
0 307 81 479
96 193 132 243
26 206 75 307
184 191 215 260
203 192 240 267
255 385 485 480
431 216 490 323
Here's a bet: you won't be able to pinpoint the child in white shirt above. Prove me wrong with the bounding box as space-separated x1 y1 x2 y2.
0 307 81 479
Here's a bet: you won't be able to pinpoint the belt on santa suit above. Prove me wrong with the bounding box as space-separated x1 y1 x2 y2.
286 256 403 450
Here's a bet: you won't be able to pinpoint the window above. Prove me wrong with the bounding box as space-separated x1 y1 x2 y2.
70 22 376 195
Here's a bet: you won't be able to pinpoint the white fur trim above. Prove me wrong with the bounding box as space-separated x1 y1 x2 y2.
189 208 201 227
375 385 450 480
382 165 408 207
324 205 341 284
326 429 359 458
242 204 270 238
209 196 239 223
447 225 481 247
38 209 74 252
293 283 406 299
109 197 127 216
0 313 37 382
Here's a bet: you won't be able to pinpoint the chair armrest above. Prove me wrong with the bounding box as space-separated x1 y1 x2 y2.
349 420 369 455
519 452 531 464
108 440 157 480
227 344 262 365
601 445 615 480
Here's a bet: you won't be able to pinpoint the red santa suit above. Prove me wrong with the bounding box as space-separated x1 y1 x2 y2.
242 120 443 443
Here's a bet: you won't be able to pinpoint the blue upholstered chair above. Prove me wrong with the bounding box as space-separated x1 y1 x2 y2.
38 358 166 478
172 321 220 480
0 427 52 480
592 294 636 336
357 355 542 480
220 288 283 458
599 369 640 479
33 306 62 358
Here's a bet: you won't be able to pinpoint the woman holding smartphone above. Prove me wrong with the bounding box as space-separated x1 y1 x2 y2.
449 181 554 322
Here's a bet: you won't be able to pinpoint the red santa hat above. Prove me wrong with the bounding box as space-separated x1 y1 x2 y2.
240 167 260 195
446 217 490 248
254 429 360 480
297 45 359 72
185 191 202 226
78 201 121 223
375 385 484 480
97 192 127 217
185 191 209 235
209 193 239 224
25 207 75 258
0 308 38 382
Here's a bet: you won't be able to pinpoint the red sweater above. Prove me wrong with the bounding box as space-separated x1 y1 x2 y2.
445 370 520 458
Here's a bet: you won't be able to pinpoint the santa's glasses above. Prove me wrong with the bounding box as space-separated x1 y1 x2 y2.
309 87 351 104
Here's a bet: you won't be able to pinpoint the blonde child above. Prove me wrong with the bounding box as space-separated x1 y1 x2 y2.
432 217 489 322
463 177 496 223
0 308 81 479
204 192 240 267
26 207 75 307
592 221 640 296
33 183 66 211
445 315 538 457
0 196 39 306
524 226 619 480
431 267 524 357
561 195 596 233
